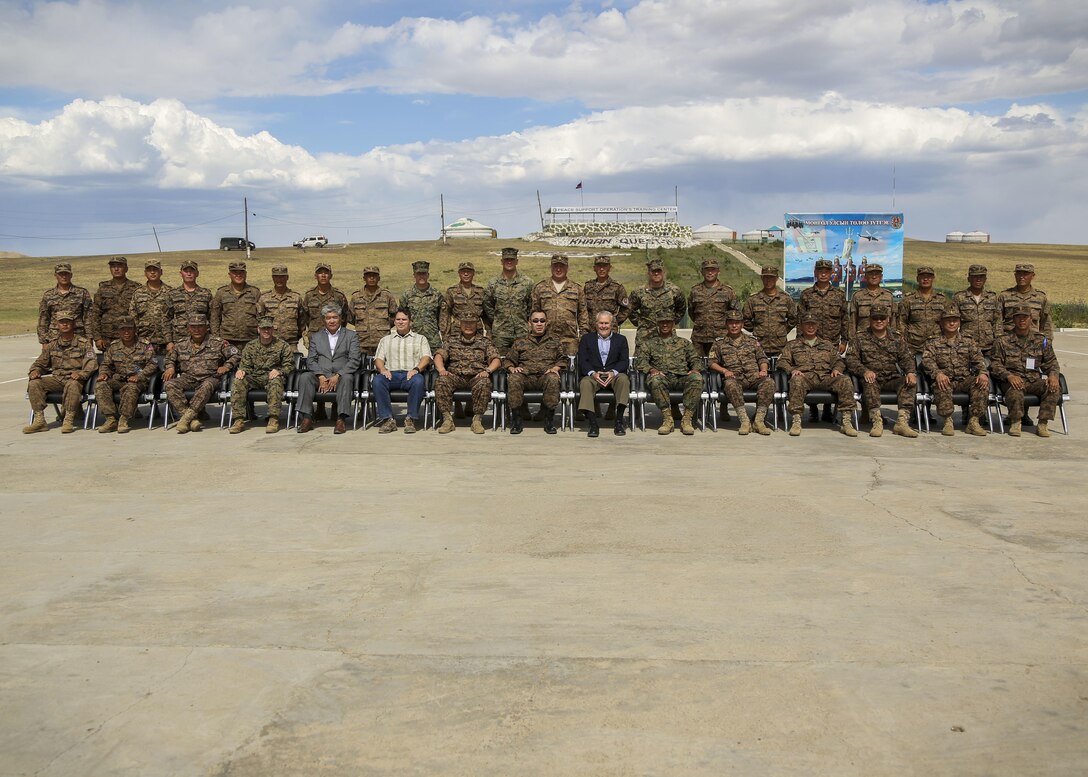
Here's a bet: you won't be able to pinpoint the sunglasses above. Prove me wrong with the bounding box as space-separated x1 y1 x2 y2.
530 318 547 323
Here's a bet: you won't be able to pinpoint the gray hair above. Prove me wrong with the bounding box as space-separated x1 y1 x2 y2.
595 310 614 324
320 303 342 318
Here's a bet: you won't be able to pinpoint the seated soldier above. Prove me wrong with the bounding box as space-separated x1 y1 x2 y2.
707 310 774 435
372 308 432 434
920 305 988 436
95 316 157 433
778 312 857 437
434 318 501 434
844 304 919 438
229 316 295 434
635 316 703 435
504 310 566 434
990 305 1061 437
23 313 97 434
162 313 240 434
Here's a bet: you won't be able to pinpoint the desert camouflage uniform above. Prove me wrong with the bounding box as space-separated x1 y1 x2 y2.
530 280 588 355
27 336 97 417
990 331 1060 422
230 337 295 420
348 287 397 355
777 337 856 413
635 333 703 410
845 329 917 412
95 338 158 419
439 284 488 339
628 283 686 346
399 285 443 351
742 290 797 357
37 286 92 344
434 334 499 416
709 334 774 409
484 272 535 353
164 336 240 416
921 333 988 418
688 282 737 356
129 283 173 353
211 283 262 347
953 289 1000 355
583 278 630 329
302 286 349 339
164 286 213 345
848 287 897 340
503 332 565 408
997 287 1052 337
898 291 949 354
257 288 306 345
799 285 848 345
89 278 142 346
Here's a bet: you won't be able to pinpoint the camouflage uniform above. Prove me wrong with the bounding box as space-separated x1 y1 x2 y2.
27 335 97 417
953 289 1000 355
230 337 295 420
302 286 349 339
530 279 588 355
164 286 213 345
95 338 158 419
997 287 1052 337
348 287 398 355
89 278 142 346
439 284 488 339
848 287 896 339
210 283 262 347
583 278 629 328
257 288 306 345
777 337 855 413
164 336 240 415
688 282 737 357
434 334 500 416
921 333 988 419
129 283 173 353
484 272 535 353
399 285 444 351
38 286 92 344
798 285 848 345
845 329 917 412
990 331 1060 423
742 290 797 357
503 332 565 409
708 334 774 409
898 291 949 354
628 283 686 345
635 333 703 410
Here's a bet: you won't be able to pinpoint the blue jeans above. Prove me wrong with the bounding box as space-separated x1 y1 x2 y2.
373 370 425 421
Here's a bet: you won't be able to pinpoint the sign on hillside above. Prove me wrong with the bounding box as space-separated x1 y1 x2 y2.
783 213 904 300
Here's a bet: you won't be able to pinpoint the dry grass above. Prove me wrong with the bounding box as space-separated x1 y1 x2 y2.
903 240 1088 298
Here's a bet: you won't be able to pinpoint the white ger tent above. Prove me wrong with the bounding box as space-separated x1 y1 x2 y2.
444 217 497 239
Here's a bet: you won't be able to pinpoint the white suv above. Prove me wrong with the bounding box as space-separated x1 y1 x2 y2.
293 235 328 248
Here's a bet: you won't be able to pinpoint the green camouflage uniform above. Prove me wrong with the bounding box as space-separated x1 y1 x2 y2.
990 331 1060 422
708 334 774 408
37 286 92 344
845 329 917 412
952 289 1000 354
484 272 535 352
848 287 896 340
399 285 444 351
348 287 398 355
257 288 306 345
741 290 797 357
628 283 686 346
997 287 1052 337
777 337 856 413
583 278 630 328
503 332 565 408
898 291 949 354
164 286 213 345
211 283 262 346
799 285 848 345
27 335 97 417
164 336 240 415
95 338 158 419
129 283 173 353
635 333 703 410
688 282 737 356
230 337 295 419
302 286 349 339
439 284 488 339
434 334 499 416
921 333 988 418
89 278 142 346
530 279 588 355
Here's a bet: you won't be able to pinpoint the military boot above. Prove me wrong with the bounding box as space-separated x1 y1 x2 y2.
965 417 988 436
789 415 802 436
752 406 771 435
98 417 118 434
657 412 674 435
470 414 486 434
680 409 696 435
942 417 955 436
542 407 557 435
841 413 858 437
869 413 883 438
737 408 751 435
509 409 523 435
893 410 918 438
1036 421 1050 437
189 417 203 432
23 411 48 434
229 418 246 434
438 415 455 434
117 416 131 434
60 415 77 433
176 409 195 434
1008 421 1021 437
266 417 279 434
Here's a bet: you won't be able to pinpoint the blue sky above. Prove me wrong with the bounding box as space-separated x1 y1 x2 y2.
1 0 1087 256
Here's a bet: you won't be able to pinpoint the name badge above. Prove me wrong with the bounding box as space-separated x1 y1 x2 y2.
1026 358 1036 371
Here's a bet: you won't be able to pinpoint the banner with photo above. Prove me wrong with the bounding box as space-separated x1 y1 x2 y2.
783 213 904 301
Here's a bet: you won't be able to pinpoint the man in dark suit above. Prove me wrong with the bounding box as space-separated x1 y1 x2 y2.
576 311 630 437
297 303 361 434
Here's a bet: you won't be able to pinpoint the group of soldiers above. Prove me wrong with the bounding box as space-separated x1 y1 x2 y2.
25 249 1062 439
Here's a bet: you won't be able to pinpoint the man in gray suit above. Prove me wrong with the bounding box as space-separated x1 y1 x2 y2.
297 303 361 434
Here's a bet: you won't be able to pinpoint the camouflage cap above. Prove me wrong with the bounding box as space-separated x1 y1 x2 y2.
411 260 430 272
271 264 289 275
257 315 275 328
109 256 128 267
56 311 76 321
1015 263 1035 273
814 259 833 270
501 247 519 259
550 254 569 265
760 265 779 276
1009 304 1033 318
869 305 891 319
144 259 162 270
593 254 611 265
118 316 136 328
700 257 720 270
656 314 676 323
725 310 744 322
228 261 247 272
458 261 475 272
646 258 664 271
363 265 380 275
180 260 199 271
865 263 884 273
916 265 936 276
968 264 988 276
939 304 961 319
54 262 72 273
314 262 332 273
799 311 820 324
188 313 209 326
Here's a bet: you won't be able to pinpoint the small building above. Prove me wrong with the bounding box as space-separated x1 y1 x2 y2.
444 217 496 239
693 224 737 242
963 230 991 243
945 231 966 243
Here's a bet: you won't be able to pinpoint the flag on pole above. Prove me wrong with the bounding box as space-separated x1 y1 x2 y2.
575 181 582 190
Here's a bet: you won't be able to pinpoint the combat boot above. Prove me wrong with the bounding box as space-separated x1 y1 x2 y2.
789 415 802 436
438 415 455 434
893 410 918 438
942 417 955 436
1008 421 1021 437
658 413 674 435
752 406 771 435
229 418 246 434
965 417 987 436
117 417 131 434
176 409 195 434
470 414 486 434
841 413 858 437
1036 421 1050 437
509 409 523 435
737 409 751 435
266 417 279 434
189 417 203 432
98 417 118 434
542 407 557 435
23 411 48 434
60 415 77 433
680 409 696 435
869 413 883 438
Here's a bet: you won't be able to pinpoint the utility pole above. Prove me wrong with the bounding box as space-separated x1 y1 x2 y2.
152 226 162 253
440 194 447 245
243 197 251 259
536 190 544 230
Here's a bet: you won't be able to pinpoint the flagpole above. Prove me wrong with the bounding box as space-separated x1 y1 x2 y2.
580 185 584 208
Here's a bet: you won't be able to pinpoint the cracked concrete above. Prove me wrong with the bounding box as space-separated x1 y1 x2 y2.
2 331 1087 776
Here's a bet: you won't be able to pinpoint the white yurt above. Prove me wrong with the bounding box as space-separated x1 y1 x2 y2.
741 229 767 242
444 217 496 239
963 230 991 243
693 224 737 242
945 231 966 243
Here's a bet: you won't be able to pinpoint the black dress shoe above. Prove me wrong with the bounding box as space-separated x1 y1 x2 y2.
613 419 626 436
542 406 557 434
510 411 523 435
587 418 599 437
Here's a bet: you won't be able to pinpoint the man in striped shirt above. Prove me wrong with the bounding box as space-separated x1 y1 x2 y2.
373 308 432 433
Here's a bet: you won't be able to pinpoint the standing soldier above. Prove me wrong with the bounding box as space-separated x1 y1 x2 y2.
433 318 501 435
635 317 703 436
503 310 566 435
89 256 142 351
228 316 295 435
129 259 173 355
302 262 349 344
898 265 949 356
23 313 97 434
162 314 240 434
848 263 896 339
37 262 92 345
530 254 589 355
348 266 398 358
953 264 1000 357
742 265 797 360
990 306 1061 438
778 312 857 437
920 306 989 437
93 317 157 434
998 262 1052 337
399 260 443 352
844 305 918 438
439 261 488 340
164 260 212 349
583 254 629 331
628 258 686 348
484 246 535 355
707 310 773 436
799 258 848 422
257 264 306 347
687 257 736 358
210 260 261 349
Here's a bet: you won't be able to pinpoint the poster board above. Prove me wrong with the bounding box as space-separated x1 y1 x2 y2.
783 213 904 301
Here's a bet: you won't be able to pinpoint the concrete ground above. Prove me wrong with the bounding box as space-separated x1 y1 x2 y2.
2 331 1086 777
